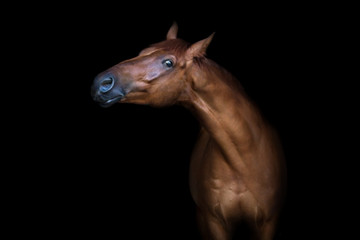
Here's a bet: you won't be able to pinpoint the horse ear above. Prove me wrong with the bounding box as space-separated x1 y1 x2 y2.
166 22 178 40
186 33 215 61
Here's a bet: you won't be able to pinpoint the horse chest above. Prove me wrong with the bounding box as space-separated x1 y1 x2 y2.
189 129 248 208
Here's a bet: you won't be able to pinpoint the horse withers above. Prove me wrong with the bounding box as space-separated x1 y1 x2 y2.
91 23 286 240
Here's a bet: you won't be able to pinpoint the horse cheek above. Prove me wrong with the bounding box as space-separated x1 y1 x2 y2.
149 78 182 107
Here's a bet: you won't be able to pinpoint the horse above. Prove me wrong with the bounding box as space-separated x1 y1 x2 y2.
91 22 287 240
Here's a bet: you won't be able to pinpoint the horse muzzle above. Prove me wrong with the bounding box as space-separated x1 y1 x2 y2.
91 73 126 108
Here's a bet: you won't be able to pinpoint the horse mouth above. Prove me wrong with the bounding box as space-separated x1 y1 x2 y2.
98 96 123 108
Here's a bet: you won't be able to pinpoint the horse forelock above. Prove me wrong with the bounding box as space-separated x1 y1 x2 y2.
149 39 191 58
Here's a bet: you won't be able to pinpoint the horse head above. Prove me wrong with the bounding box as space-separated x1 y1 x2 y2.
91 22 214 108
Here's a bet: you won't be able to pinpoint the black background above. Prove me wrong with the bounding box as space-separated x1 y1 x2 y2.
5 2 350 239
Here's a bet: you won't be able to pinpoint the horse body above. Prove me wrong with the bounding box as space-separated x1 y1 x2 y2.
91 23 286 240
184 57 286 239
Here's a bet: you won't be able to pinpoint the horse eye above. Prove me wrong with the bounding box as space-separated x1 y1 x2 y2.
162 59 174 68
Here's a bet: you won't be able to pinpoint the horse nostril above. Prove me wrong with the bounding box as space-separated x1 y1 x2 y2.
99 77 114 93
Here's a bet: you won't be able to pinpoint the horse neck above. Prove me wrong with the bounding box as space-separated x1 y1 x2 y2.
181 58 265 168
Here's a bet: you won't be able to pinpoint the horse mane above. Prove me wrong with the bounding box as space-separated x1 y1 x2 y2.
194 56 245 93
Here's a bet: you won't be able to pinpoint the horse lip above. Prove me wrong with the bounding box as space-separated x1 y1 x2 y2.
99 95 123 108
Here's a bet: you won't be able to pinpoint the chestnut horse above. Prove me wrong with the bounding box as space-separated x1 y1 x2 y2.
91 23 286 240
